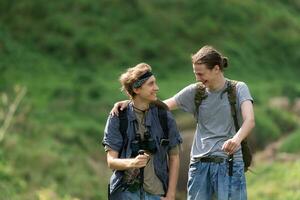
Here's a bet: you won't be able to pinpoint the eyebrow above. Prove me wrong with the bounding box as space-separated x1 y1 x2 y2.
194 71 203 75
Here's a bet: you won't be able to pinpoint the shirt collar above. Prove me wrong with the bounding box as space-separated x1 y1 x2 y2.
127 102 153 127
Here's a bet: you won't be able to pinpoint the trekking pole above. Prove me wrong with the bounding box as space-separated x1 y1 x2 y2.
138 150 145 200
107 183 110 200
228 154 233 200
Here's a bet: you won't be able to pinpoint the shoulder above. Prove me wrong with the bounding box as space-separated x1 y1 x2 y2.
186 83 198 90
176 83 198 97
227 80 248 91
150 100 175 121
150 100 169 111
236 81 247 88
235 81 250 93
230 80 253 104
177 83 198 92
107 107 130 126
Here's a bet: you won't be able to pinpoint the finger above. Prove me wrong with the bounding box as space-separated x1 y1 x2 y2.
115 110 119 116
231 146 238 154
143 153 150 157
222 142 228 151
110 108 119 116
111 111 116 117
221 144 226 150
137 154 147 158
223 144 231 153
229 146 237 155
137 155 149 162
139 162 148 168
120 104 126 110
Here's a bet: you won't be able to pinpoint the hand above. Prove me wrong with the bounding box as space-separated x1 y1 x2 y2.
222 137 241 155
130 153 150 168
110 100 130 116
160 195 175 200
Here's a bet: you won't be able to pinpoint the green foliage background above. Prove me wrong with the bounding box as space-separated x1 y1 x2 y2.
0 0 300 199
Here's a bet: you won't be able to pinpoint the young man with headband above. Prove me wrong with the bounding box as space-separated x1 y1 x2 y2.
102 63 182 200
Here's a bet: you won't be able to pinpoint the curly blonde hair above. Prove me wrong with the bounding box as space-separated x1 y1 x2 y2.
119 63 152 98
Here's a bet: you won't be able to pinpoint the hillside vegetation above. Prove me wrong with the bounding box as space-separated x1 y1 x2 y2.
0 0 300 199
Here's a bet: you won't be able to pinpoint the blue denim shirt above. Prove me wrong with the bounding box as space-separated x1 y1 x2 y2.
102 103 182 195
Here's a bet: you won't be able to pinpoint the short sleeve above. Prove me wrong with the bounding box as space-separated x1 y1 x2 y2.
168 145 180 155
102 114 124 153
173 84 197 114
236 82 253 109
166 111 183 149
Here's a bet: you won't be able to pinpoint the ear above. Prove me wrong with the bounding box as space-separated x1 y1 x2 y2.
133 87 140 95
213 65 220 72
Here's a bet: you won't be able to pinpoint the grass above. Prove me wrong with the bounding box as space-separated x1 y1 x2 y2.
1 0 300 199
247 161 300 200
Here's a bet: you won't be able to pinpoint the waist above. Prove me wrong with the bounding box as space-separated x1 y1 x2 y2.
194 156 226 163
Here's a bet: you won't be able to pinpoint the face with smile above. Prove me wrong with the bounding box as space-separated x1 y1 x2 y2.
133 75 159 103
193 63 217 87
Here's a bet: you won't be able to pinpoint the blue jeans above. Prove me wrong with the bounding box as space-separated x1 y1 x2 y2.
187 160 247 200
110 189 162 200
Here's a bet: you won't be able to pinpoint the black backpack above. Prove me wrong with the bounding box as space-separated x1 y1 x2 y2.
118 100 169 155
107 101 170 199
194 80 253 172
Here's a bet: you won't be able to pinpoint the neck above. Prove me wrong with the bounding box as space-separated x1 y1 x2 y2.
208 75 226 92
132 98 149 112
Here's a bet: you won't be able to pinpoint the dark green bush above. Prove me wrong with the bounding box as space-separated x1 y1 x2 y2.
279 128 300 153
253 108 281 149
266 107 299 134
281 83 300 102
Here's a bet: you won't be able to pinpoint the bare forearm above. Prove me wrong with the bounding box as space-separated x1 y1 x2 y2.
234 100 255 143
222 100 255 154
107 150 149 170
163 97 178 111
107 157 134 170
165 154 180 199
234 118 255 143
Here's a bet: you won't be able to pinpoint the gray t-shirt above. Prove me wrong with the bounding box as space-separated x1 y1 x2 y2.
174 80 253 161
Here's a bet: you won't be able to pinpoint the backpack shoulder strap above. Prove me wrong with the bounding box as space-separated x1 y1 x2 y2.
119 108 128 137
151 100 169 140
118 108 128 157
158 106 168 140
226 80 253 171
194 82 207 116
226 80 239 131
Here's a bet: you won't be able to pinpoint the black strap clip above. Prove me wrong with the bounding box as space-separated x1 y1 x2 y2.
228 155 234 176
160 138 169 146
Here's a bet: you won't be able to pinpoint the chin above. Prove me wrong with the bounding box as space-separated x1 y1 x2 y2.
151 96 157 101
202 81 209 87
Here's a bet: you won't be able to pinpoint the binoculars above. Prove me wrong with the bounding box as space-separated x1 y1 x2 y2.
130 131 157 157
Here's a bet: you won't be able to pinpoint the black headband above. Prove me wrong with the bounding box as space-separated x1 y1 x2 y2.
132 71 153 88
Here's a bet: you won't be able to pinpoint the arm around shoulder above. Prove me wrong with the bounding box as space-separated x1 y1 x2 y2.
163 97 178 111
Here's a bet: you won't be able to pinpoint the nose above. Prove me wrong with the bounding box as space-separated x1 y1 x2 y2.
154 83 159 91
195 74 201 81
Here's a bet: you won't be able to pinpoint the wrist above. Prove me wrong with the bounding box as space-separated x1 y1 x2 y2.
233 135 243 144
127 158 135 169
166 192 175 199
